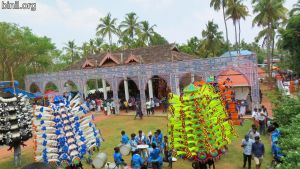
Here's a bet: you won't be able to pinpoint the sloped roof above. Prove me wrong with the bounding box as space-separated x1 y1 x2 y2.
65 44 196 70
218 69 249 86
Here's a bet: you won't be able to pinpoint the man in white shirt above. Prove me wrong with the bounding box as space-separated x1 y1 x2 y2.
248 127 260 140
146 99 151 116
150 98 155 115
258 108 267 135
252 108 259 128
241 135 254 169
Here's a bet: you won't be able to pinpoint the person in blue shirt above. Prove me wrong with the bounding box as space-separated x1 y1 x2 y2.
148 143 163 169
121 130 129 144
131 150 144 169
130 133 138 156
146 131 153 146
272 140 283 163
135 130 147 145
157 129 163 144
152 132 160 147
113 147 126 167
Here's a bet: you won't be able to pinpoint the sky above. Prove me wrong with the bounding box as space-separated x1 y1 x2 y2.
0 0 297 49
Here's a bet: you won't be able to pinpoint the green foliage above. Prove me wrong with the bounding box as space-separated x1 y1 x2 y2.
178 21 226 58
282 15 300 74
273 96 300 169
149 32 168 46
0 22 58 87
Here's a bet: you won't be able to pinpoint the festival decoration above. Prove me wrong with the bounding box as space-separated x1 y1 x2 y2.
0 94 33 146
214 78 241 125
168 82 237 162
33 94 102 168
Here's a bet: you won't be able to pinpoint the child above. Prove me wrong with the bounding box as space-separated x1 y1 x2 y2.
131 150 144 169
113 147 126 167
121 130 129 144
148 143 163 169
130 133 138 156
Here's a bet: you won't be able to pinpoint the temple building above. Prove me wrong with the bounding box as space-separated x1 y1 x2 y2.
25 44 260 114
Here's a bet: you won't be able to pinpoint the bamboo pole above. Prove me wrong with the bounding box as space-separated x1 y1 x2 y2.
10 66 16 95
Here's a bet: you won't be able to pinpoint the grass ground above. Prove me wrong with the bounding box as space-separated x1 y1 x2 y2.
0 115 272 169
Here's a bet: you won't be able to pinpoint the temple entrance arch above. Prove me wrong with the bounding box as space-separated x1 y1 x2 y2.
29 83 40 93
118 78 139 111
64 80 78 92
85 78 111 100
145 75 170 112
44 82 58 92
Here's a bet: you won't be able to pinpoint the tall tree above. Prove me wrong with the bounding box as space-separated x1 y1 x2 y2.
149 32 168 46
138 21 156 46
96 13 118 50
94 37 104 53
0 22 56 86
63 40 79 64
252 0 287 76
226 0 248 53
119 12 140 39
210 0 230 54
282 15 300 74
200 21 225 57
290 0 300 16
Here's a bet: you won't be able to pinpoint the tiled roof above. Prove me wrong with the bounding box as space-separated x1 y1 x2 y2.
65 44 196 70
218 69 249 86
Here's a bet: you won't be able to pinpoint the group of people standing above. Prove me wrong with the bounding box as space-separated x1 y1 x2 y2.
114 129 172 169
86 97 116 115
241 105 282 169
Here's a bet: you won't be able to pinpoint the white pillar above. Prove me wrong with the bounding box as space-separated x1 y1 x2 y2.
175 76 180 95
102 79 107 100
124 78 129 101
148 79 154 99
83 84 88 98
191 73 195 83
95 79 98 90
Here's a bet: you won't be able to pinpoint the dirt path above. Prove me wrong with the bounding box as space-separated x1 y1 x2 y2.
0 112 109 161
261 83 273 117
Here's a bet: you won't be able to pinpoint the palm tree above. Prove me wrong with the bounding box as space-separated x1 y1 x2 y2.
88 39 96 54
252 0 287 76
63 40 79 63
201 21 224 57
290 0 300 16
81 42 90 58
226 0 248 53
210 0 230 53
96 13 118 50
94 37 104 53
119 12 140 39
138 21 156 46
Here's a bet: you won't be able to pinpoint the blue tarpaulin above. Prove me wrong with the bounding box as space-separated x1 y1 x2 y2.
220 50 253 57
1 87 35 98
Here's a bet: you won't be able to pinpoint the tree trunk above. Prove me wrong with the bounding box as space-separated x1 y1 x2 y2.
109 33 112 52
238 19 241 54
222 4 231 56
234 22 238 52
267 26 272 78
271 31 275 74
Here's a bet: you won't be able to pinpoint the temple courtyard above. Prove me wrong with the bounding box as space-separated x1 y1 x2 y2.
0 114 272 169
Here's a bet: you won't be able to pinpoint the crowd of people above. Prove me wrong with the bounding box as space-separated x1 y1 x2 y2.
84 90 169 117
114 129 172 169
240 105 283 169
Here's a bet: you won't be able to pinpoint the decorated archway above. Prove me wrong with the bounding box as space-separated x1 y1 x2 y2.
29 83 40 93
64 80 78 92
44 82 59 92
